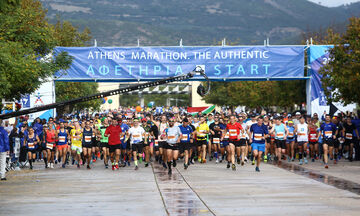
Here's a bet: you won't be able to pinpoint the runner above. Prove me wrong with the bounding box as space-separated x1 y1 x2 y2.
237 115 247 165
319 114 338 169
343 117 359 162
296 116 309 165
178 118 193 169
332 117 343 163
120 118 130 167
143 120 152 167
105 118 122 170
209 116 222 163
164 118 182 174
263 115 272 163
226 115 243 170
195 116 209 163
57 122 69 168
70 121 82 168
82 120 94 169
269 116 288 165
156 115 169 168
99 118 110 168
24 127 40 169
286 121 296 162
249 116 268 172
128 119 146 170
43 121 57 169
308 118 319 162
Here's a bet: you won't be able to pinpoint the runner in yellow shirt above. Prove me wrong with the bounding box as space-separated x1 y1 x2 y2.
70 121 83 168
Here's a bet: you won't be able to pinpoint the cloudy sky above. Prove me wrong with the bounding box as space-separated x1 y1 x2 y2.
307 0 360 7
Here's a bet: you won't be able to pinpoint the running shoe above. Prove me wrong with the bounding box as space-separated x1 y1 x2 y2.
135 166 138 170
202 159 206 163
227 162 230 169
291 157 295 162
190 159 194 164
105 164 109 169
116 164 119 170
72 159 75 165
184 163 188 170
77 164 80 169
232 164 236 171
241 161 245 166
112 165 115 170
87 165 91 169
304 158 308 164
198 157 201 163
299 159 303 165
252 159 255 165
145 163 149 167
93 159 96 163
173 160 177 167
244 157 248 162
237 158 240 164
62 164 66 168
216 158 219 164
255 167 260 172
325 164 328 169
55 159 58 165
264 155 268 163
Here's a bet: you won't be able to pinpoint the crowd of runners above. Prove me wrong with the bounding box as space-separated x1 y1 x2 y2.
1 107 360 180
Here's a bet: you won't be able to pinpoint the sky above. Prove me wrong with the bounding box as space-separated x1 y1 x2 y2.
307 0 360 7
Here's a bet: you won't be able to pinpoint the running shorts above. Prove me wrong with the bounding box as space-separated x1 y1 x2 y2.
131 143 144 153
297 141 307 146
196 139 207 146
309 141 317 145
109 144 121 153
179 142 190 153
159 141 167 148
275 139 286 149
57 144 67 151
71 145 82 154
100 142 109 148
82 143 92 149
164 142 179 150
251 143 265 152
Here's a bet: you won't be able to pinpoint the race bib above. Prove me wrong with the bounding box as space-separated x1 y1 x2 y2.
59 136 66 143
276 132 284 138
254 133 262 141
133 134 141 138
181 134 188 141
85 136 92 142
213 138 220 144
324 131 332 138
46 143 53 149
229 129 237 137
224 132 229 139
28 142 35 148
155 140 159 147
298 133 306 136
310 134 317 139
346 133 353 139
168 135 176 140
288 132 294 137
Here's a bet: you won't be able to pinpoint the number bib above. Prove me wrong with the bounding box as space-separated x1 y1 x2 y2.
254 133 262 141
345 133 353 140
213 138 220 144
28 143 35 149
59 136 66 143
46 143 54 149
181 134 188 141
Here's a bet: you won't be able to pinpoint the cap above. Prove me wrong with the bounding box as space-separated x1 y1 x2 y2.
288 121 294 124
295 112 301 115
141 118 147 122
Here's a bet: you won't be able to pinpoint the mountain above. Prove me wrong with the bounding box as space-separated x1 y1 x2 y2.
40 0 360 46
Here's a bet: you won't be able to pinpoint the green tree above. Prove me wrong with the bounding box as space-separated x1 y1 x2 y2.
0 0 72 107
320 17 360 105
52 19 101 115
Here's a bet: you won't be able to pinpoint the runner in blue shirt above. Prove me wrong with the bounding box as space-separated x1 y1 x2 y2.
249 116 269 172
318 114 338 169
178 118 193 169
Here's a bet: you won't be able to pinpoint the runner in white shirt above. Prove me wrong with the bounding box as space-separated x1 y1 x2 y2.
295 116 309 165
128 119 146 170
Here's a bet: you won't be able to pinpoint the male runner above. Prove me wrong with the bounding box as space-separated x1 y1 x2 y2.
249 117 268 172
319 114 338 169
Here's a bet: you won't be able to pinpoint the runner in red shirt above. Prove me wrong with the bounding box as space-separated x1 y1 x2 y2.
105 118 123 170
225 115 243 171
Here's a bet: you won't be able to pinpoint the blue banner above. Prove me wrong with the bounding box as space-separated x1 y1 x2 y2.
54 46 305 82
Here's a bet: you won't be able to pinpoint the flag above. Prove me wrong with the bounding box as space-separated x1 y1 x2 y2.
329 103 339 117
187 105 215 116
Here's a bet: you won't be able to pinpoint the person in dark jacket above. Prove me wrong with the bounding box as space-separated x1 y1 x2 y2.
0 119 10 180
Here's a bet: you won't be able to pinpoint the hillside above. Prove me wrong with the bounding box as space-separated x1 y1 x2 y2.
40 0 360 46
